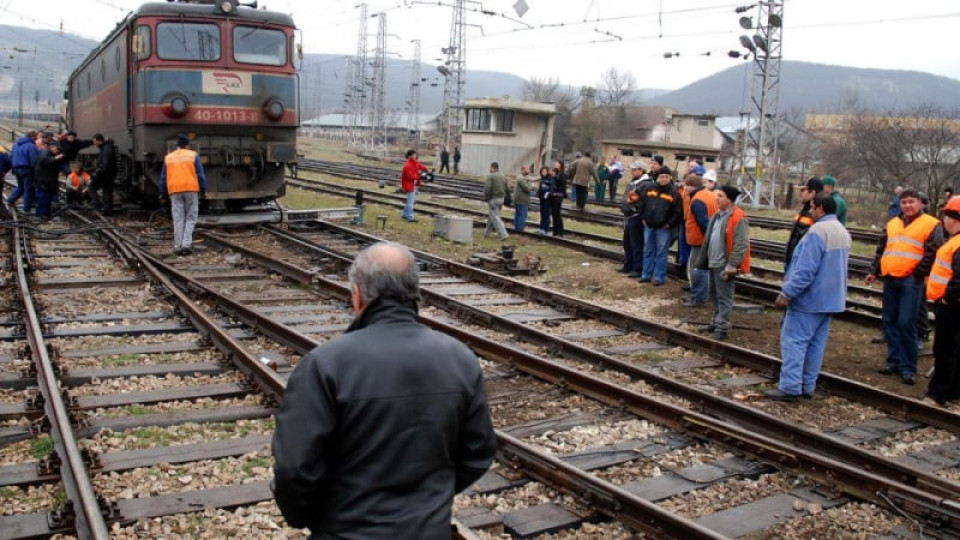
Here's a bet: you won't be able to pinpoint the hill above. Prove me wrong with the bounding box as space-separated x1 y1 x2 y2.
647 61 960 115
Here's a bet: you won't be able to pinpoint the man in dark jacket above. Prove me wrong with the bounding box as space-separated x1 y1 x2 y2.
272 242 496 540
89 134 117 215
58 131 93 176
619 161 651 277
786 176 823 271
438 146 450 174
7 131 40 210
34 141 65 219
639 167 683 285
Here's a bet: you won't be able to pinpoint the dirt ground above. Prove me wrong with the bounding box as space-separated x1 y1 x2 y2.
285 140 941 407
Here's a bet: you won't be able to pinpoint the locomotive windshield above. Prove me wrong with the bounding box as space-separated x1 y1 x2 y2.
233 26 287 66
157 22 221 61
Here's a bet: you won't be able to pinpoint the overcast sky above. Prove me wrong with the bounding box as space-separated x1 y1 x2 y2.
3 0 960 91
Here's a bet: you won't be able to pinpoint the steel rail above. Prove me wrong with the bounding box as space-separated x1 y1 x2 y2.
71 212 288 405
307 221 960 435
8 209 111 539
750 215 882 244
101 231 736 539
258 223 960 500
194 228 960 534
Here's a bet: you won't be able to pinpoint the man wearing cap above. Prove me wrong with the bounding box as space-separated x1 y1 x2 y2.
7 130 39 210
865 188 944 385
923 196 960 406
695 185 751 340
767 193 851 401
160 135 208 256
619 161 652 277
702 169 718 191
639 166 683 285
569 151 599 210
820 175 847 225
786 177 823 271
682 173 718 306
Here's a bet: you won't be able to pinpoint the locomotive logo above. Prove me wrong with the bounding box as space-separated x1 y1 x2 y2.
202 71 253 96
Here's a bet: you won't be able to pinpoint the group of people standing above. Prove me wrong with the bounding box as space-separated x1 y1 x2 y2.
3 129 117 218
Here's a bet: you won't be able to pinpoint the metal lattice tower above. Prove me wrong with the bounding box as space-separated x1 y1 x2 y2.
407 39 422 140
739 0 783 209
346 3 368 144
441 0 466 148
371 13 388 143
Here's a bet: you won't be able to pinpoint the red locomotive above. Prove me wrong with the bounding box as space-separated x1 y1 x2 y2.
65 0 300 212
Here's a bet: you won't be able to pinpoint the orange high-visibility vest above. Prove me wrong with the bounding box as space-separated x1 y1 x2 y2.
68 171 90 189
726 206 751 274
926 234 960 301
880 214 939 278
792 213 814 227
163 148 201 195
685 188 719 246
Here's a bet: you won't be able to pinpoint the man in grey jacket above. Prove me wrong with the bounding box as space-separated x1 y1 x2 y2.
273 242 496 539
695 185 751 340
483 161 510 240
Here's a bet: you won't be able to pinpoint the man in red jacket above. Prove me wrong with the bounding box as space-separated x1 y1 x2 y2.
401 149 428 222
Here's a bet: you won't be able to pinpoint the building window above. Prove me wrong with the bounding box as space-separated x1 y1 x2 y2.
620 149 634 156
697 119 710 127
496 110 514 132
705 156 717 163
466 109 491 131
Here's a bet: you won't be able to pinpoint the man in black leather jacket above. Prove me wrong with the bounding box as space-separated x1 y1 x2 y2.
272 242 496 539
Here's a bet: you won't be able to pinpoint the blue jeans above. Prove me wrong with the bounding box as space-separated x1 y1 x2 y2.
678 226 690 265
513 204 528 232
538 198 551 233
881 275 923 376
623 217 644 273
779 310 832 396
688 245 709 303
641 226 671 283
8 167 32 208
35 189 53 218
402 190 416 220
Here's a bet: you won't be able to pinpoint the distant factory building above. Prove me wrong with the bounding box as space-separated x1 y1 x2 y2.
459 98 557 176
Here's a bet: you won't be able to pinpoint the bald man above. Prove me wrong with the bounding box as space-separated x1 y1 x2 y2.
273 242 496 539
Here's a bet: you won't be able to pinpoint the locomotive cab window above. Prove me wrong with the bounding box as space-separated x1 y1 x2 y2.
157 23 221 61
133 25 151 60
234 26 287 66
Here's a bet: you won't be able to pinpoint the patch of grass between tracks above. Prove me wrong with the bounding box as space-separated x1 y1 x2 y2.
29 435 53 460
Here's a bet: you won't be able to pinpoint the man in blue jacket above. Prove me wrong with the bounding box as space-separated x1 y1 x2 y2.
6 131 40 210
767 193 851 401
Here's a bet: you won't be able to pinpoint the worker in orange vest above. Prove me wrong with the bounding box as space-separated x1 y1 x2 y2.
65 162 91 207
159 134 207 256
923 196 960 406
682 173 718 307
866 188 944 385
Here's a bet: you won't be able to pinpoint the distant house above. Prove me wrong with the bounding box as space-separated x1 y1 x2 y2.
300 112 438 141
459 98 557 176
593 106 725 176
599 139 722 176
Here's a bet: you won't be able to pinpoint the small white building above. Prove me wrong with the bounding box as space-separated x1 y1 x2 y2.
459 98 557 176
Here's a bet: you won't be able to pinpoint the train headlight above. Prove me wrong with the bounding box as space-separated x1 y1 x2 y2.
263 99 284 121
165 95 189 118
217 0 238 14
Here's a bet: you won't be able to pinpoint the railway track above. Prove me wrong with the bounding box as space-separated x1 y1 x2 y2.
296 160 880 277
176 220 960 537
285 175 888 328
3 203 955 538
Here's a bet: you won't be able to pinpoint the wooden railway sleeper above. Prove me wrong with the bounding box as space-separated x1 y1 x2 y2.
886 489 960 532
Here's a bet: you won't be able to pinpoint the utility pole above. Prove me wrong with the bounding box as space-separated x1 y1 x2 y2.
371 13 388 145
346 3 368 146
408 39 422 142
18 79 23 126
736 0 783 209
440 0 465 149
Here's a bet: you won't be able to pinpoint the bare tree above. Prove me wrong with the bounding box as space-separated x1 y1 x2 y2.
523 76 578 154
597 67 637 108
825 105 960 208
